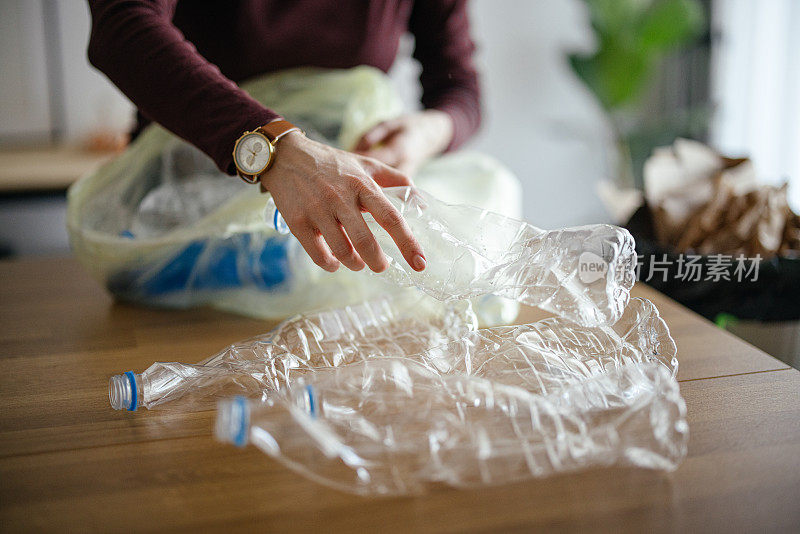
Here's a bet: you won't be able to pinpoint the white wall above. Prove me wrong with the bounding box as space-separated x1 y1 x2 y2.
54 1 135 142
468 0 613 228
0 1 133 144
0 1 52 140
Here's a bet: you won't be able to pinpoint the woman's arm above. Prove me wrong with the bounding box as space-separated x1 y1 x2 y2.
87 0 278 173
355 0 480 174
409 0 482 151
86 0 425 273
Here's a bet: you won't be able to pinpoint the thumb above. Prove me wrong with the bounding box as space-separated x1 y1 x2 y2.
354 120 400 152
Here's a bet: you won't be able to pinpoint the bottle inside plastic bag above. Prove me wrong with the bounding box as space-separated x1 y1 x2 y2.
266 187 636 327
109 297 672 412
130 144 249 238
215 357 687 495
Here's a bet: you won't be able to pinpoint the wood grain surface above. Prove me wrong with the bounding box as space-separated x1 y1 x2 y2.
0 257 798 533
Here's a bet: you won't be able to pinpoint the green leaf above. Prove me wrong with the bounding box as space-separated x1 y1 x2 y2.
639 0 705 51
596 40 654 108
584 0 655 36
568 0 705 110
571 32 656 109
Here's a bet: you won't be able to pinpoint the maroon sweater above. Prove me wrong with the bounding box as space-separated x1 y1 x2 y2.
87 0 481 174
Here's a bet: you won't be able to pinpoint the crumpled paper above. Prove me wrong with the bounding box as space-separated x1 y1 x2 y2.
635 139 798 258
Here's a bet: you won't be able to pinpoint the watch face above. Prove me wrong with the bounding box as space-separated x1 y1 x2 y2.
234 132 273 175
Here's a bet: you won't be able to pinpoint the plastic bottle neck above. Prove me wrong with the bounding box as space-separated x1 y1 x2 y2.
109 372 143 411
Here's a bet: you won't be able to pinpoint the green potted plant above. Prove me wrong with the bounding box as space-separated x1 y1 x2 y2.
569 0 706 188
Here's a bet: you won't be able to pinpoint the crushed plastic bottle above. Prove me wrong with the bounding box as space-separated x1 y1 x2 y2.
266 187 636 327
130 144 249 238
419 297 678 393
215 357 687 495
108 291 687 494
109 297 673 412
109 293 478 411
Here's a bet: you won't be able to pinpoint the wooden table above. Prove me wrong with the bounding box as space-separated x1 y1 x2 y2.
1 257 798 533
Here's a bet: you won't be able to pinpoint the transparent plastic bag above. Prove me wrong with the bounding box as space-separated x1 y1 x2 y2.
130 144 248 238
215 358 686 495
269 187 636 327
67 67 523 325
109 297 674 412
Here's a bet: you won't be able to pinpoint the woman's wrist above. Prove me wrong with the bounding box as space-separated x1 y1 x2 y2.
420 110 454 157
260 130 309 191
274 128 307 155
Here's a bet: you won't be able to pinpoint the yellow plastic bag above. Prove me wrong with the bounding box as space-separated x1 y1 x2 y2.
67 67 521 323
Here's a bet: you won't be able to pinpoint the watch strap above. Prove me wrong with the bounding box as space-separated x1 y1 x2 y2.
258 120 302 144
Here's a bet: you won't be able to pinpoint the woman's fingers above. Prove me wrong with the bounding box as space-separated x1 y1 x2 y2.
337 206 388 272
354 120 401 152
357 184 426 271
315 217 366 272
369 161 413 188
291 223 340 272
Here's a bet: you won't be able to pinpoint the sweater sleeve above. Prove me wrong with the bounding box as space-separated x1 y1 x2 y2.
86 0 280 174
408 0 482 151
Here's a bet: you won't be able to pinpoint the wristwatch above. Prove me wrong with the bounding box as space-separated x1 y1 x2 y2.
232 119 302 184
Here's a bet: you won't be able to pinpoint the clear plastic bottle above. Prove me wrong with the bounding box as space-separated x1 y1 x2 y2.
265 187 636 327
263 195 290 235
108 293 478 411
216 357 687 495
109 297 673 412
265 194 521 328
417 297 678 396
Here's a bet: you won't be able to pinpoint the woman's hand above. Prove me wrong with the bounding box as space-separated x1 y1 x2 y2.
354 110 454 176
261 132 426 274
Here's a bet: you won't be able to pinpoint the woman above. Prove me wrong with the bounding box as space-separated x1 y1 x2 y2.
87 0 481 275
